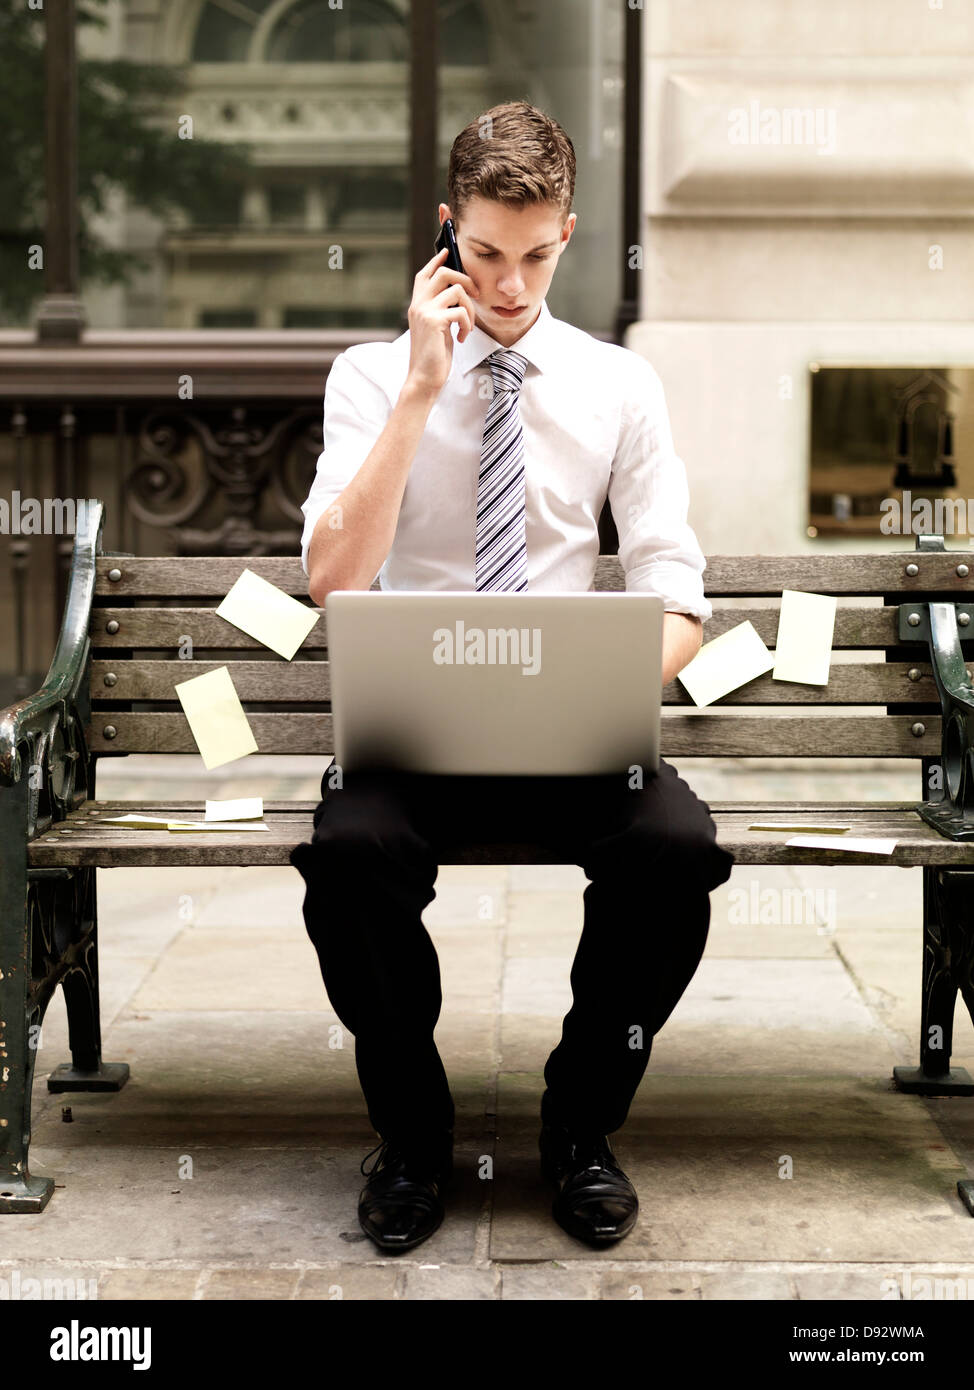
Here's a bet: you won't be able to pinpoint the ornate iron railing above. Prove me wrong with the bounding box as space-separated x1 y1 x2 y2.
0 329 396 702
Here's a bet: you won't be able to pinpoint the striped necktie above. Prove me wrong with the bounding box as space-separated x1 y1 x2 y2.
475 348 530 592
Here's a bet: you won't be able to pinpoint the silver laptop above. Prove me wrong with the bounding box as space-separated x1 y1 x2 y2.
326 591 663 777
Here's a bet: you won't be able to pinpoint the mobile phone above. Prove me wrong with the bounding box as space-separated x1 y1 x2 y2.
434 217 465 274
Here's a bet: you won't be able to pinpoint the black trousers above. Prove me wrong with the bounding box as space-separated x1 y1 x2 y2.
289 758 734 1144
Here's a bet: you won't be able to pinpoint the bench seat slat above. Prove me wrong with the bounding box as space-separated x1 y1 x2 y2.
89 658 943 705
27 802 968 868
60 797 933 815
94 553 974 598
89 605 959 652
85 713 941 757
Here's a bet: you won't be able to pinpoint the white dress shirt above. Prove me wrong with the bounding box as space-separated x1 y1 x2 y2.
299 299 711 620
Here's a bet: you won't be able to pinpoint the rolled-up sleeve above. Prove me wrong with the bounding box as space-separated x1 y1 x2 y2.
607 356 711 622
300 349 393 576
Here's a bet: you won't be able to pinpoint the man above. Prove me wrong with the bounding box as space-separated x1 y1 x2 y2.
289 100 734 1255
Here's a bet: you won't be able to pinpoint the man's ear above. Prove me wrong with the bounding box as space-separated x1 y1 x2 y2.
438 202 452 226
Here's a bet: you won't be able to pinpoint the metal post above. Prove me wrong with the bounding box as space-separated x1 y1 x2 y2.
403 0 438 331
35 0 87 340
614 0 642 346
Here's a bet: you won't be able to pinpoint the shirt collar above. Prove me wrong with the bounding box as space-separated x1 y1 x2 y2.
452 299 557 379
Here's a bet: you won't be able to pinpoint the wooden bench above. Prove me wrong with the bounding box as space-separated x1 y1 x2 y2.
3 500 974 1215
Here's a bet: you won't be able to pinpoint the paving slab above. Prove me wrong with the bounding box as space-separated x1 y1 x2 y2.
31 1007 498 1159
97 1267 204 1300
697 1270 797 1299
789 865 923 930
400 1266 497 1299
705 922 836 958
499 1265 598 1299
128 927 333 1012
834 928 974 1073
499 957 897 1078
189 868 306 928
199 1267 301 1299
7 1145 484 1267
424 869 510 927
600 1270 700 1299
793 1268 920 1300
489 1074 974 1264
295 1265 401 1299
0 1261 102 1301
97 867 215 950
30 1011 368 1147
428 926 504 1002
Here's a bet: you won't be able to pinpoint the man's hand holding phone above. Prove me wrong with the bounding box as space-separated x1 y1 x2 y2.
405 245 480 399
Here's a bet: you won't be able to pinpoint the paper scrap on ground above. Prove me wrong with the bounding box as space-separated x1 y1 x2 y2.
678 621 774 707
216 568 319 660
749 823 851 833
204 797 263 821
773 590 837 685
173 665 258 770
167 820 269 832
786 835 897 854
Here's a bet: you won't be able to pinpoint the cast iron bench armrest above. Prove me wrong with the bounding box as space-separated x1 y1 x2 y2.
900 598 974 839
0 502 104 832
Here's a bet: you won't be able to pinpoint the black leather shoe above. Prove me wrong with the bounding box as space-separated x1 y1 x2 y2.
539 1122 639 1245
357 1134 453 1254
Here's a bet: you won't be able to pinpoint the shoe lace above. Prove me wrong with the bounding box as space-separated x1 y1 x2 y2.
360 1139 400 1178
566 1133 614 1172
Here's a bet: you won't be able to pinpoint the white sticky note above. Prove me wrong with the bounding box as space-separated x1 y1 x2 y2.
204 797 264 822
216 568 319 661
167 820 269 832
773 590 837 685
749 823 851 833
786 835 897 855
173 666 258 770
678 621 774 707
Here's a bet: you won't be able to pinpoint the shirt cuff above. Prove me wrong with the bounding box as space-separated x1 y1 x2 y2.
300 494 341 578
624 560 712 623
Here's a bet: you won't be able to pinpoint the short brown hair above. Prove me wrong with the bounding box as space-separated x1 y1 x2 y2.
447 100 575 227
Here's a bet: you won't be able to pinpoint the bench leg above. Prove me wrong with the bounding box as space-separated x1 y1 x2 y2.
0 868 55 1212
893 867 974 1097
45 869 129 1094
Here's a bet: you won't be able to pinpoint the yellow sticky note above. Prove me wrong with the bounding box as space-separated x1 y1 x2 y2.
173 666 258 770
773 590 836 686
678 621 774 707
100 814 175 829
216 568 319 661
204 797 264 821
748 823 850 833
167 820 269 832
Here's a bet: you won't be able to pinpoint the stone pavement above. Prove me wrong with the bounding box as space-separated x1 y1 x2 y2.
5 755 974 1301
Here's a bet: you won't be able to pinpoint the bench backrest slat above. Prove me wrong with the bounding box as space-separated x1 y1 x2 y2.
88 658 941 706
92 553 974 598
90 605 952 651
86 712 942 759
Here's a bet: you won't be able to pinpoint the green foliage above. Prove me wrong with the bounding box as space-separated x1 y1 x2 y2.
0 0 252 323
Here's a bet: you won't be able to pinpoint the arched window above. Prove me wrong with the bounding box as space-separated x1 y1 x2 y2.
264 0 407 62
192 0 275 62
191 0 409 63
191 0 486 65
